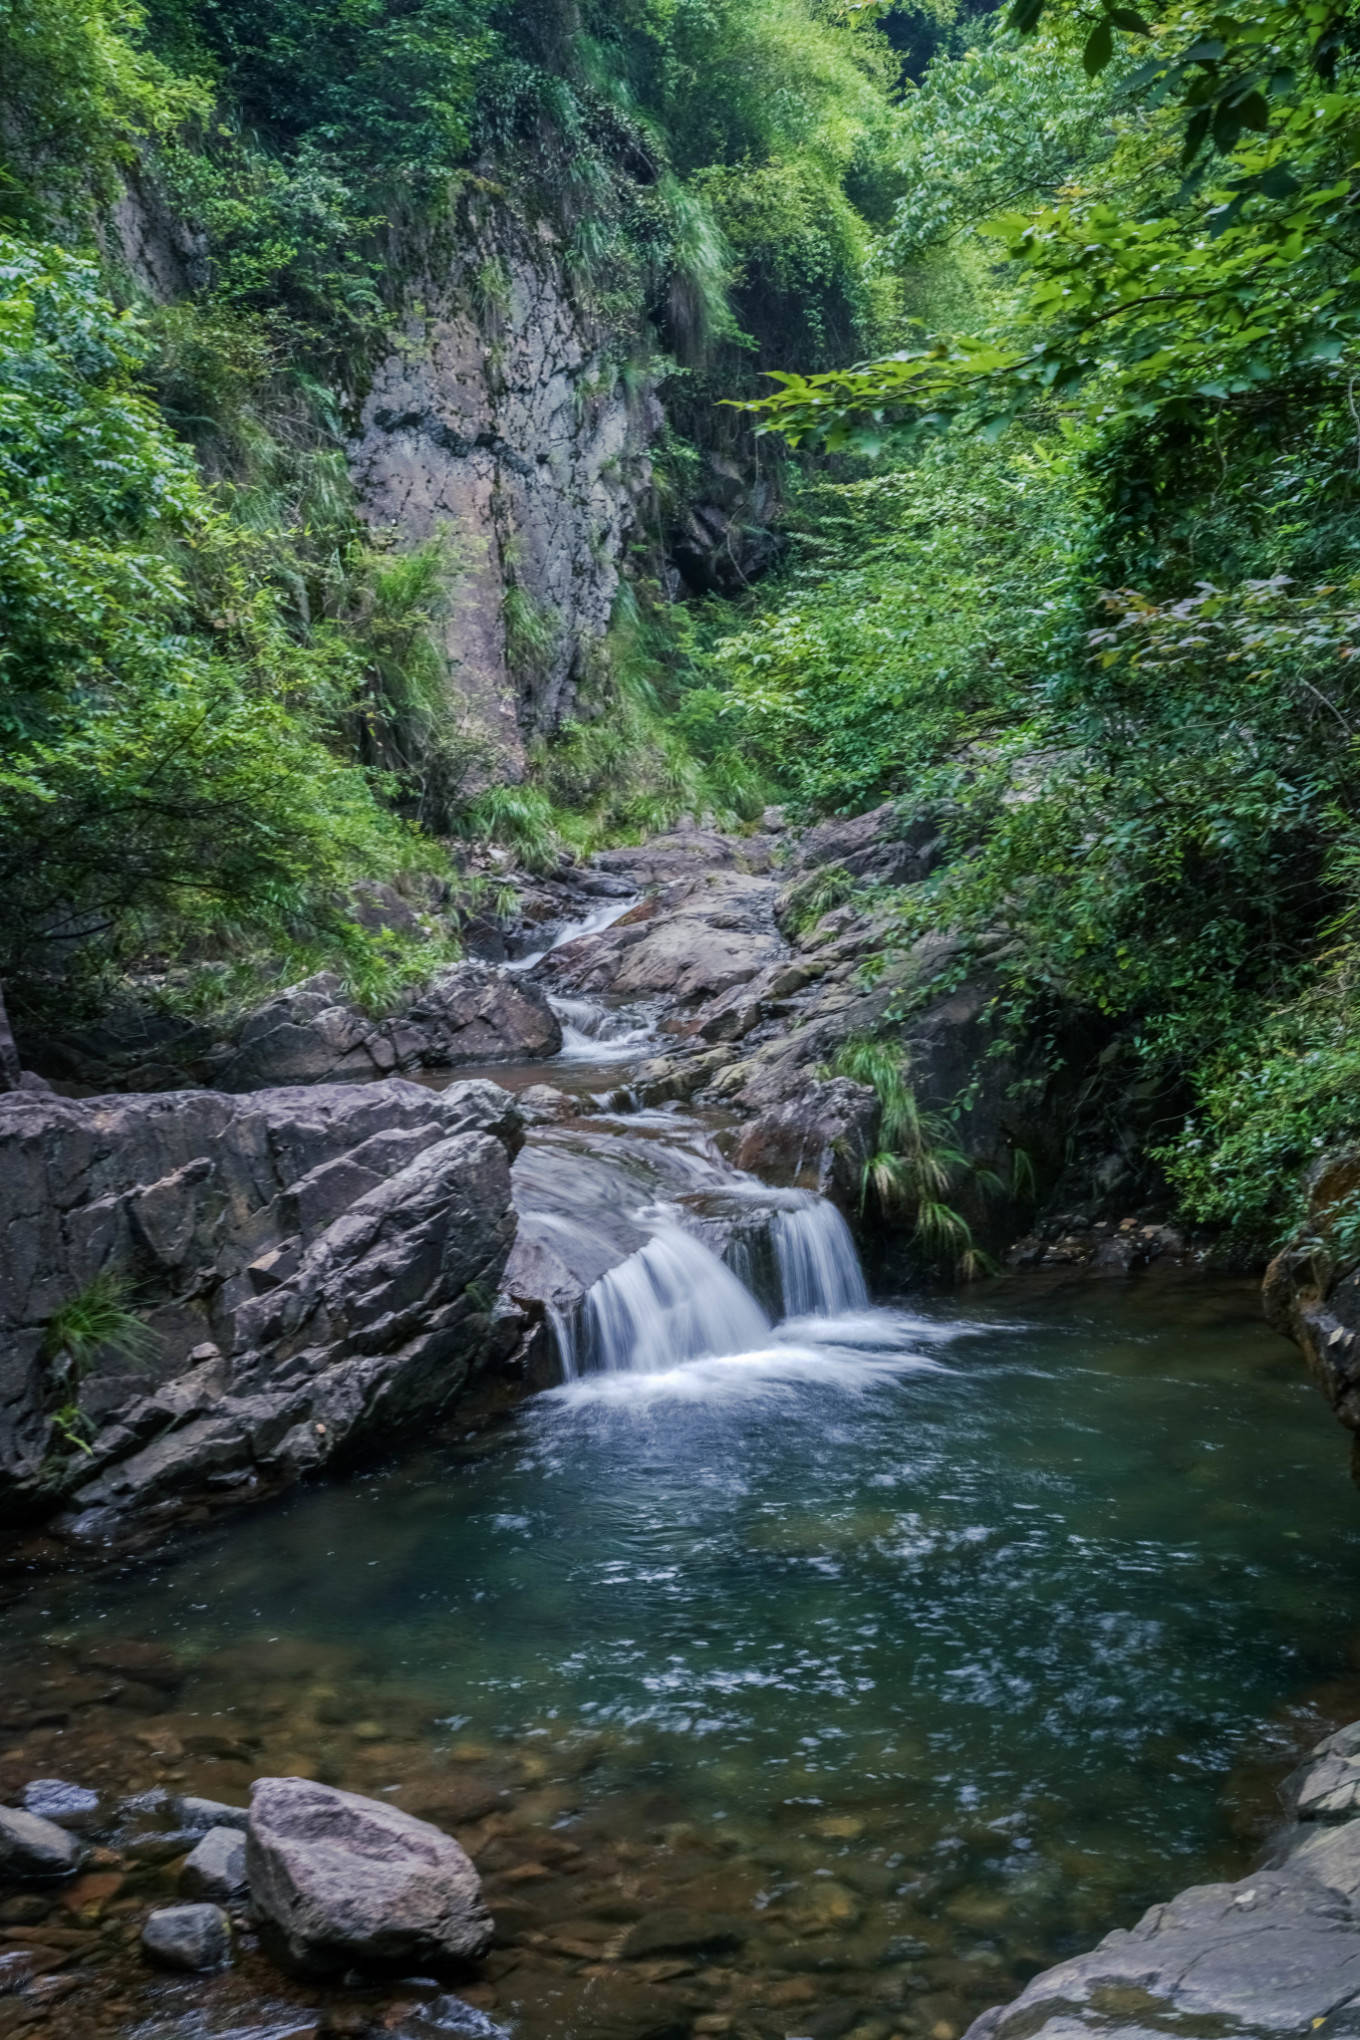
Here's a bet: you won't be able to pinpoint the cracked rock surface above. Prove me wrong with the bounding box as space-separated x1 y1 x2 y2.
0 1078 523 1526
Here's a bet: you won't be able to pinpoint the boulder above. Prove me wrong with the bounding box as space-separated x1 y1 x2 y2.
141 1901 232 1971
19 1779 102 1831
246 1775 493 1975
180 1824 248 1901
789 800 942 889
0 1077 522 1524
215 965 561 1091
0 1805 85 1878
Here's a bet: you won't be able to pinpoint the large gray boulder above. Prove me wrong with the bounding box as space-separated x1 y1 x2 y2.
216 965 561 1091
0 1078 523 1525
246 1776 493 1975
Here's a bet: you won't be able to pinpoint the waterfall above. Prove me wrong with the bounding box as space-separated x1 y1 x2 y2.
771 1193 869 1318
556 1224 770 1379
554 1193 868 1380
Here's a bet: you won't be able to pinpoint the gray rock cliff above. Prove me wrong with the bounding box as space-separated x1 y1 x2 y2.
0 1077 523 1527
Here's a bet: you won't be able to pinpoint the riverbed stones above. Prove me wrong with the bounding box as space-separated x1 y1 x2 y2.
0 1805 85 1878
246 1775 494 1975
140 1901 232 1970
180 1824 248 1901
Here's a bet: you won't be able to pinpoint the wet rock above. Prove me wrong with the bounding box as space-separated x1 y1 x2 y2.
140 1900 232 1971
180 1824 248 1901
963 1853 1360 2040
1288 1723 1360 1823
216 966 561 1091
246 1775 494 1975
541 870 783 1007
19 1779 103 1830
517 1085 579 1125
733 1078 880 1217
0 1078 521 1523
174 1793 250 1834
0 1805 86 1878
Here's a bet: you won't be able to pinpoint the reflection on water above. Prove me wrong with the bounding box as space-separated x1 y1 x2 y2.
5 1279 1360 2038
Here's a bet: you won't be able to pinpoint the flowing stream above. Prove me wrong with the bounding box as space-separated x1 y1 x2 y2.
6 917 1360 2040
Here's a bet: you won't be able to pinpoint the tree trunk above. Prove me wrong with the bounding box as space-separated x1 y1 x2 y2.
0 980 23 1091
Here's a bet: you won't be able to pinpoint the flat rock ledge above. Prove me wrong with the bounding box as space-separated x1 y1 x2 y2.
966 1722 1360 2040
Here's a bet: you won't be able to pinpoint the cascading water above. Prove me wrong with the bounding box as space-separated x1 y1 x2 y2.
771 1193 868 1317
555 1223 772 1379
551 1189 871 1380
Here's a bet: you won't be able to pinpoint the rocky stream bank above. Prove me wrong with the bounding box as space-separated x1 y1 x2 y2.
3 814 1360 2040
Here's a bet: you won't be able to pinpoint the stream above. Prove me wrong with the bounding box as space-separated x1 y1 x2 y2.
4 930 1360 2040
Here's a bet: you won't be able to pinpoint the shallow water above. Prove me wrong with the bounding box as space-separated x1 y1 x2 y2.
6 1276 1360 2039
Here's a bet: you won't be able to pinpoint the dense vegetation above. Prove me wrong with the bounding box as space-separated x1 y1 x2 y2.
4 0 1359 1256
0 0 922 1022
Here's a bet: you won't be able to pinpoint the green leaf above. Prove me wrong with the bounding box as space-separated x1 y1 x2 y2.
1083 18 1114 75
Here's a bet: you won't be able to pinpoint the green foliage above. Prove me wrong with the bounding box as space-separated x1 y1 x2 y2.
834 1037 993 1276
42 1270 155 1372
705 430 1088 812
751 0 1360 445
0 232 438 1016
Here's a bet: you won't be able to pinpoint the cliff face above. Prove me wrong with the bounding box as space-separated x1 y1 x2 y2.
350 204 661 780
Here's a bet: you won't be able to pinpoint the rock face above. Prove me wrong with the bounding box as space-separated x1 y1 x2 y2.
0 1077 522 1525
216 966 561 1092
246 1776 493 1975
350 206 660 778
1265 1149 1360 1474
966 1720 1360 2040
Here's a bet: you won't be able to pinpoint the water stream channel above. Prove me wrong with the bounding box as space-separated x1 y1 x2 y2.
5 921 1360 2040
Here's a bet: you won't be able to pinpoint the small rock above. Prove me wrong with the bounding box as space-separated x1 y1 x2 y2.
174 1793 249 1834
619 1908 748 1961
180 1825 248 1902
140 1902 232 1971
246 1775 494 1975
20 1779 103 1831
0 1806 85 1879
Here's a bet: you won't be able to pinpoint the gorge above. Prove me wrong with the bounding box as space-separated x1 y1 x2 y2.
5 0 1360 2036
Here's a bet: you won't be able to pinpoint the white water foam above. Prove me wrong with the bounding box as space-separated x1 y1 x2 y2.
507 895 636 973
550 994 657 1063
